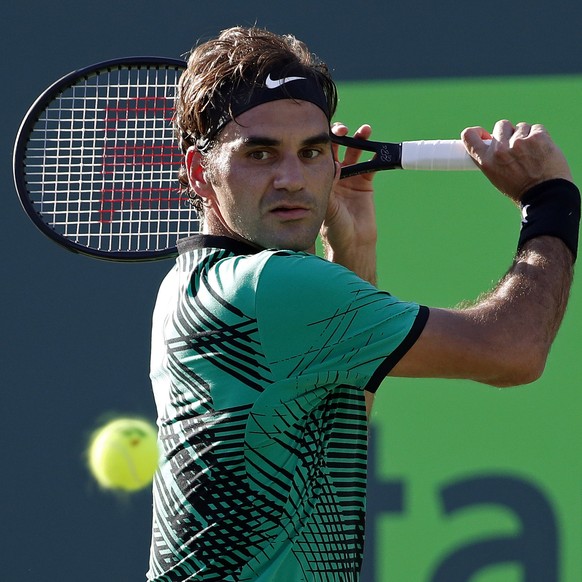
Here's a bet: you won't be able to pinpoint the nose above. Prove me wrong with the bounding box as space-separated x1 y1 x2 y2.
272 153 305 192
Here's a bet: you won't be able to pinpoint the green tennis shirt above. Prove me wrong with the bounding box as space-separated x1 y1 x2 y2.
147 235 428 582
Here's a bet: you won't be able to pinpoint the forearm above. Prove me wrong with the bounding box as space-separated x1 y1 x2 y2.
462 235 574 384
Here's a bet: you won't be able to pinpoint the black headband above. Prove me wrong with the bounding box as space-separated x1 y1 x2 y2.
195 70 331 151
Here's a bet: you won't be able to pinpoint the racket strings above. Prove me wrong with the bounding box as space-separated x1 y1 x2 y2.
24 64 198 254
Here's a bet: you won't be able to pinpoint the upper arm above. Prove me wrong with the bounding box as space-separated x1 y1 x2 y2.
256 252 422 386
390 304 546 388
390 237 574 388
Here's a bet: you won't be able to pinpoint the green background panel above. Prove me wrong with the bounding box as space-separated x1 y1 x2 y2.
335 76 582 580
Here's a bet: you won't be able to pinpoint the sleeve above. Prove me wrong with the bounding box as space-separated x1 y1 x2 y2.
255 252 428 393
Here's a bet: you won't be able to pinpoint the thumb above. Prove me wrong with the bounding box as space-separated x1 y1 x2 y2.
461 126 492 165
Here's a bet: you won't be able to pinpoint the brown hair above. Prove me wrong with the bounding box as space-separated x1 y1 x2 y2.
174 26 338 212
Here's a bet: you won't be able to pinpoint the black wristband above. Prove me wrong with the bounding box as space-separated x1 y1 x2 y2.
517 178 581 261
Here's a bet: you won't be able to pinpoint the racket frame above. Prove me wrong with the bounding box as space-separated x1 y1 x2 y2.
13 56 189 262
333 134 404 178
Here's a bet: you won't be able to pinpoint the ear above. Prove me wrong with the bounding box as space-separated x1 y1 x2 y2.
185 146 214 198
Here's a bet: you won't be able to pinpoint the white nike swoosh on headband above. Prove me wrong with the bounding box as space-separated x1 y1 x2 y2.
265 73 307 89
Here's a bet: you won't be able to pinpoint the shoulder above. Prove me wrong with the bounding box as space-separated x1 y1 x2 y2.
255 250 414 321
210 249 345 292
257 250 364 292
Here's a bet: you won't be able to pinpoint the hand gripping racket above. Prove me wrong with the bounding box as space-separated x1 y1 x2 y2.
13 57 480 262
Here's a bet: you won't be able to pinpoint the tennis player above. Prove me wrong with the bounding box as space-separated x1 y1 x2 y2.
146 26 579 581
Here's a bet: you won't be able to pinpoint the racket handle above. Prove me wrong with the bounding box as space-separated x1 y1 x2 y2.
401 140 482 171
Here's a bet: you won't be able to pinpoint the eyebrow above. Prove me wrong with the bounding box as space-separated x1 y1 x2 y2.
241 132 332 148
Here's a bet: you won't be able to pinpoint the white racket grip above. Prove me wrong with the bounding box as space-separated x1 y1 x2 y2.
401 140 478 171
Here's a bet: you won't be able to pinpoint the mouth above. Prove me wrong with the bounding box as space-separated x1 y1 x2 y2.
269 203 312 221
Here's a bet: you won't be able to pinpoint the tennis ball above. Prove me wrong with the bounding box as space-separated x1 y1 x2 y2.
88 417 159 492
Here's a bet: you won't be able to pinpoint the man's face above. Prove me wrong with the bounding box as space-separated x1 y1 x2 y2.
193 99 339 251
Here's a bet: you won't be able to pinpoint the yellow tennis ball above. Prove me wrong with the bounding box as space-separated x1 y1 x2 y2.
88 417 159 492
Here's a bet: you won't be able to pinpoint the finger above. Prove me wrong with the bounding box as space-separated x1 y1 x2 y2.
342 124 372 166
331 122 349 160
491 119 515 144
353 124 372 140
331 121 349 137
529 123 547 137
519 122 548 144
461 126 492 164
511 121 532 144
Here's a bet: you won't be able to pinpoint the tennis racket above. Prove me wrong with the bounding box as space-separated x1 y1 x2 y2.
13 57 193 262
333 135 479 176
14 57 480 262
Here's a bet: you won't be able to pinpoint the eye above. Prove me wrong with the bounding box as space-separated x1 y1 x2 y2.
300 148 322 160
248 150 273 161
